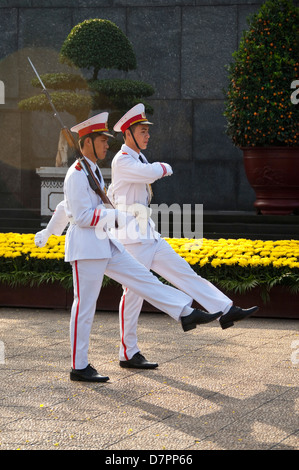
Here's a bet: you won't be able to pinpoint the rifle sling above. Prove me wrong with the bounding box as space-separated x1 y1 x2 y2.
78 157 114 208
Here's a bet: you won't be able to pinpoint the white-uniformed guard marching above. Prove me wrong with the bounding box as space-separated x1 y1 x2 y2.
35 112 223 382
107 104 258 365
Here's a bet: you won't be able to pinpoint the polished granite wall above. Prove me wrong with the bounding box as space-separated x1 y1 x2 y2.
1 0 296 220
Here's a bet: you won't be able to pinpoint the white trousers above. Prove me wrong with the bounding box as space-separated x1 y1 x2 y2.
70 243 193 369
119 238 233 361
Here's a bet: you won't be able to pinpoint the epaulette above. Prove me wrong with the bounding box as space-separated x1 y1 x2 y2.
121 152 128 155
75 161 82 171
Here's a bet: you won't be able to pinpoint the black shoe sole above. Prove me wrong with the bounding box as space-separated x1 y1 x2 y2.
182 322 197 332
220 320 234 330
119 362 158 369
70 374 109 382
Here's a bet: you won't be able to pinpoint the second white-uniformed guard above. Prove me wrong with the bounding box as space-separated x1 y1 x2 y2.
109 104 258 366
35 111 224 381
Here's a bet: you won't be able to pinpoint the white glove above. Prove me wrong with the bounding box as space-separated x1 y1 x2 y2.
161 162 173 176
102 209 126 230
95 208 126 239
102 209 117 230
127 203 152 235
115 210 127 229
34 228 51 247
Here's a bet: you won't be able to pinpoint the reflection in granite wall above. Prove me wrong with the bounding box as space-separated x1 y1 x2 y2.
2 0 292 228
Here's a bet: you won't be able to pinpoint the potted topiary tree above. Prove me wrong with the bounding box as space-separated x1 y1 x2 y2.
224 0 299 215
18 18 155 225
20 19 155 125
19 19 155 163
59 19 154 126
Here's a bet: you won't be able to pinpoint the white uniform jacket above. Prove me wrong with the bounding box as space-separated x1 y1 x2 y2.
64 158 123 262
108 144 167 245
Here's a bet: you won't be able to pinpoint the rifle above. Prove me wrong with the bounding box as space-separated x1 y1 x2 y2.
27 57 114 209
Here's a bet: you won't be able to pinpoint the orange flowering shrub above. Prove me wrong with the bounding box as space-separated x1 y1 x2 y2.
224 0 298 147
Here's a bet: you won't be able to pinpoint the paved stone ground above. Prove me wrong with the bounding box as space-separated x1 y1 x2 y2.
0 307 298 451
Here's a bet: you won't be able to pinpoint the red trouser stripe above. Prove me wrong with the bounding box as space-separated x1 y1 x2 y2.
121 289 129 361
72 261 80 369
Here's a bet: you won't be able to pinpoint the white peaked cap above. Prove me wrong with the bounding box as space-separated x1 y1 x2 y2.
71 112 114 138
113 103 153 133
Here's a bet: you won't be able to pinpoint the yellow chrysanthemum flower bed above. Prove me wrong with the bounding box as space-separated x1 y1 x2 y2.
0 233 299 299
0 232 65 261
0 232 70 288
164 237 299 270
164 237 299 300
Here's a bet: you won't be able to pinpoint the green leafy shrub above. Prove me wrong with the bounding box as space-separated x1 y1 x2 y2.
60 19 137 80
89 79 155 113
31 73 88 91
18 91 92 122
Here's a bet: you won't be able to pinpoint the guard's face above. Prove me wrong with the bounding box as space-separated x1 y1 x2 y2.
133 124 150 150
93 135 109 160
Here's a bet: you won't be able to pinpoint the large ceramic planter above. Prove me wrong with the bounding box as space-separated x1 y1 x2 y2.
243 147 299 215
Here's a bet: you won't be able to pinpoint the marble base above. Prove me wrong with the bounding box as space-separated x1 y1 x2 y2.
36 166 111 226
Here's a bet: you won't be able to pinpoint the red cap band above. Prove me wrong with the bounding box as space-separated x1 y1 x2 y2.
121 114 148 133
78 123 108 138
